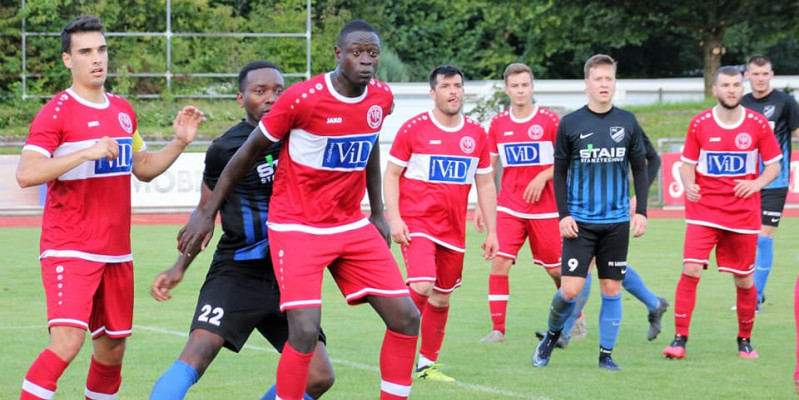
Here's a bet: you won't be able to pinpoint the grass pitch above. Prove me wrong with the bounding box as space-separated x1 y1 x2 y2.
1 218 797 399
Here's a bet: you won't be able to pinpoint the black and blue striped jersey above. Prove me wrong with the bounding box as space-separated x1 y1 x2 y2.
742 90 799 189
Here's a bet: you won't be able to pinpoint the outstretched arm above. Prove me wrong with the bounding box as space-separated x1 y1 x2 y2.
133 106 206 182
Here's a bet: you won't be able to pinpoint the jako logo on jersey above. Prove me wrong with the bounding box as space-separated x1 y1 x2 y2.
460 136 476 154
88 121 100 128
367 105 383 129
94 137 133 174
579 144 626 161
322 135 376 169
610 126 625 143
503 143 540 165
528 124 544 140
706 152 747 175
735 132 752 150
326 117 343 124
429 156 470 183
118 112 133 134
763 105 775 119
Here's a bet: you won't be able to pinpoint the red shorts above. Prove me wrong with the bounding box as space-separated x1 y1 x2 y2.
401 235 465 293
41 257 133 338
268 223 408 311
496 212 561 268
683 224 757 275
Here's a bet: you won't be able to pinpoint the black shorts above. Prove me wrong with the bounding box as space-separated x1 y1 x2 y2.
189 259 326 352
761 187 789 227
561 221 629 280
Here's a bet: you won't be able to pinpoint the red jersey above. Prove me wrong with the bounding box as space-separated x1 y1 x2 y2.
258 73 393 234
488 106 560 218
681 106 781 233
388 111 492 251
24 89 144 262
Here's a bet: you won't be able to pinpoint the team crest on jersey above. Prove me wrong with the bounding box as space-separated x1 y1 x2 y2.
610 126 625 143
763 105 775 119
367 105 383 129
528 124 544 140
118 112 133 134
460 136 476 154
735 132 752 150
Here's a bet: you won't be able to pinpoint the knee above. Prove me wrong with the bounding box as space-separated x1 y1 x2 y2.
48 327 86 363
288 321 321 353
94 338 127 365
409 282 433 297
391 301 421 336
560 286 581 301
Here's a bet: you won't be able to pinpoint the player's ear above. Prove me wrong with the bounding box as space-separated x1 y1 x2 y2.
334 45 343 63
237 92 244 108
62 52 72 69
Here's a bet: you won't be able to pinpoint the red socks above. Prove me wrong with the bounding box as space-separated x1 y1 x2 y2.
419 303 449 363
20 349 68 400
488 274 509 333
674 274 700 337
379 329 417 399
409 289 428 315
276 342 313 400
85 356 122 400
736 285 757 339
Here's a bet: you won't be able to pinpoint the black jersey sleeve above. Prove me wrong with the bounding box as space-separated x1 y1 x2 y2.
785 94 799 133
641 132 660 187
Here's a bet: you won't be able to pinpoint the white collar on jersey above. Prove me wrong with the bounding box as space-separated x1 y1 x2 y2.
66 88 110 110
509 105 539 124
324 72 368 104
711 105 746 130
428 110 465 132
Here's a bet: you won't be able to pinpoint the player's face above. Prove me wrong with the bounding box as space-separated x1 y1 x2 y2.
713 73 744 110
335 31 381 88
504 72 534 108
238 68 285 125
430 74 464 117
62 31 108 90
745 63 774 96
585 64 616 106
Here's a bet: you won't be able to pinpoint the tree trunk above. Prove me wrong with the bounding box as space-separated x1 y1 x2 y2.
702 28 725 98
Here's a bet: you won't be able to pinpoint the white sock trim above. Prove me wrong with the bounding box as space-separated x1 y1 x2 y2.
22 379 55 400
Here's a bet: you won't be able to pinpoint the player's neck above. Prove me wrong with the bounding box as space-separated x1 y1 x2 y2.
713 104 744 124
587 100 613 114
510 103 535 119
69 83 105 104
329 70 366 98
431 108 462 128
751 87 774 100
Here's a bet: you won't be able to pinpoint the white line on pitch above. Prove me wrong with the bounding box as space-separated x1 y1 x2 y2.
136 324 550 400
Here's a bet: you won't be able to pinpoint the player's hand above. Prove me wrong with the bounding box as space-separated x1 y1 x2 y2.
523 175 547 203
369 212 391 246
559 216 578 239
388 217 411 246
177 209 215 258
685 183 701 202
481 232 499 260
629 195 637 218
733 179 761 199
84 136 119 161
630 213 647 238
150 266 185 301
472 208 485 233
173 106 206 146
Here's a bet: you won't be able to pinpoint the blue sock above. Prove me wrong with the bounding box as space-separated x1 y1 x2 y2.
548 288 577 332
260 384 315 400
622 265 660 311
150 360 198 400
561 273 592 339
598 293 622 350
754 236 773 303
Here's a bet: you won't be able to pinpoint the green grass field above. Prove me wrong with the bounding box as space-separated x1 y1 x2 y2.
1 218 797 399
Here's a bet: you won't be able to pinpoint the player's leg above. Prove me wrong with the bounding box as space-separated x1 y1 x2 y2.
621 265 669 340
403 237 437 313
21 258 103 400
754 188 786 307
149 330 224 400
720 231 759 358
594 222 628 371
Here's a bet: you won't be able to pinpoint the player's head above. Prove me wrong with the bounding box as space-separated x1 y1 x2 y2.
334 20 381 88
712 65 744 110
61 16 107 90
237 61 284 125
583 54 617 107
428 65 464 117
503 63 534 108
745 54 774 96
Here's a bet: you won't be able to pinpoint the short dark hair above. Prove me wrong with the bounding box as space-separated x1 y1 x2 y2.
713 65 742 85
61 15 104 54
747 54 772 68
337 20 379 48
428 65 464 89
583 54 616 79
503 63 533 83
238 60 281 92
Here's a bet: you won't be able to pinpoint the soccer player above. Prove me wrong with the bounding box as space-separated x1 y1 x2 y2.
475 63 563 344
176 20 420 400
148 61 334 400
742 55 799 310
384 65 498 382
16 15 205 400
531 54 649 371
662 66 781 360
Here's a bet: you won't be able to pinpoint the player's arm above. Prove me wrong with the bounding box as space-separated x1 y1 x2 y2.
524 166 553 203
16 136 120 188
474 172 498 260
473 155 498 232
366 141 390 245
132 106 205 182
734 161 780 199
679 161 700 202
151 180 213 301
383 162 410 245
178 126 274 256
630 154 648 237
553 157 578 238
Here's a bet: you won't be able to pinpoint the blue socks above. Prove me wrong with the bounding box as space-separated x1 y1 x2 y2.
622 265 660 311
561 273 592 339
260 384 314 400
548 289 577 332
598 293 622 350
150 360 198 400
754 235 773 303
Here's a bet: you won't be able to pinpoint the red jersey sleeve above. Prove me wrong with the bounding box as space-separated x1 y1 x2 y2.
476 130 492 173
388 124 413 166
487 115 499 155
258 82 302 142
681 114 702 164
26 97 65 157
